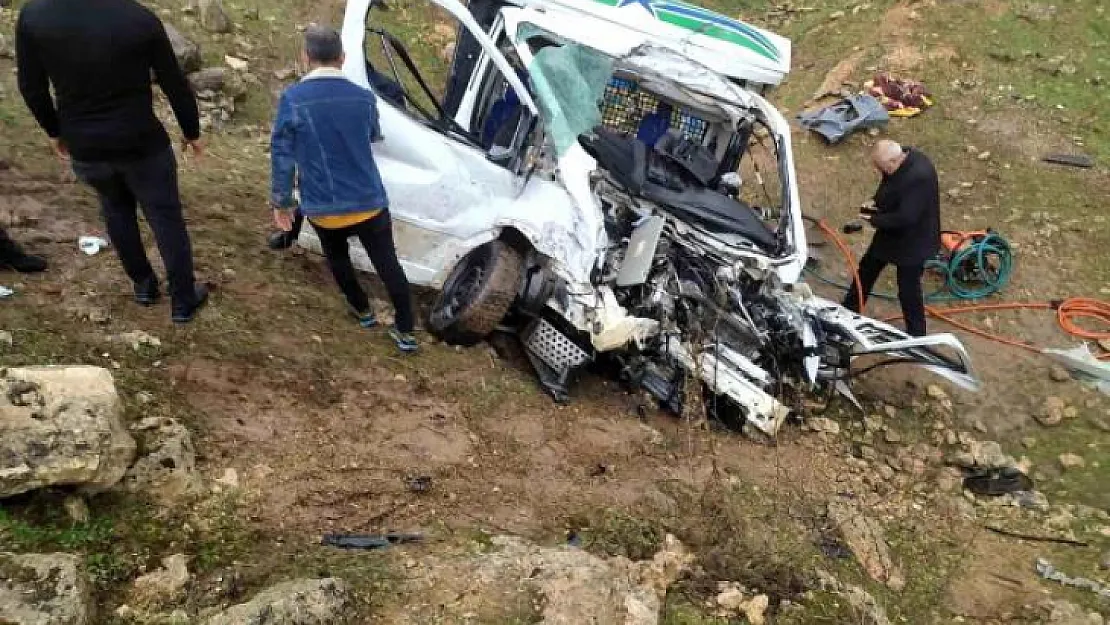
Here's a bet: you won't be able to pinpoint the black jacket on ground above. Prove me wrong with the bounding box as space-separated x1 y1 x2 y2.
866 147 941 266
16 0 200 162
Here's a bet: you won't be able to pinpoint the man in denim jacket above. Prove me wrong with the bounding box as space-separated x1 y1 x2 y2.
270 25 417 352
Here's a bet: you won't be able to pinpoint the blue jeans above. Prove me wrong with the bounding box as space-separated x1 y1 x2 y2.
72 148 200 310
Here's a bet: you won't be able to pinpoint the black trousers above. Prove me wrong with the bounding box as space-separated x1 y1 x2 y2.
314 212 415 333
72 148 199 308
843 251 927 337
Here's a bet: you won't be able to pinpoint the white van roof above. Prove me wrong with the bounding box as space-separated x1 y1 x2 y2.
504 0 791 88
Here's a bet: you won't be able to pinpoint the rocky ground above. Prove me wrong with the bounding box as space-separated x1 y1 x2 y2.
1 0 1109 623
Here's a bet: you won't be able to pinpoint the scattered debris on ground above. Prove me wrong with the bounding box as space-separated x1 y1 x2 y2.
963 466 1034 496
1036 558 1110 600
321 533 423 550
1041 153 1096 168
798 94 888 144
864 73 935 117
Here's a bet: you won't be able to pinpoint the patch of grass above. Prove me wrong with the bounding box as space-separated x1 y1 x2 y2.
666 482 818 604
660 597 732 625
569 508 664 562
876 520 971 623
0 491 255 593
1017 415 1110 511
773 590 869 625
922 0 1109 160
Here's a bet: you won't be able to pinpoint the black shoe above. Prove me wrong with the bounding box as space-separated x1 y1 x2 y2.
0 253 47 273
134 278 161 307
171 284 210 324
267 230 296 250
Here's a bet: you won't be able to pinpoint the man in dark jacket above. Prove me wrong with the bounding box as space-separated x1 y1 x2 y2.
265 58 406 251
271 26 417 353
16 0 208 322
843 140 941 336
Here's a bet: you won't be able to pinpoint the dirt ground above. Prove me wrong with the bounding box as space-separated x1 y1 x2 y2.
1 0 1109 623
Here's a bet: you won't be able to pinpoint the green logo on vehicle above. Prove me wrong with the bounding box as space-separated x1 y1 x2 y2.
592 0 781 62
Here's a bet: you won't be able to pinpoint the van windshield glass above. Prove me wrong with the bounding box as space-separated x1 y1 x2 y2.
519 25 613 156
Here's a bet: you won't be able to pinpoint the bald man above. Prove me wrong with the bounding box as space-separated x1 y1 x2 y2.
843 140 940 336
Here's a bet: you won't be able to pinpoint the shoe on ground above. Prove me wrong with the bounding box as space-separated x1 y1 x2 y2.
349 307 378 328
358 312 378 329
171 284 210 324
0 253 47 273
389 327 418 353
267 230 296 250
134 278 161 306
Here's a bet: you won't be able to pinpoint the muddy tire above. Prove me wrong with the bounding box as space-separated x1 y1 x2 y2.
428 241 523 346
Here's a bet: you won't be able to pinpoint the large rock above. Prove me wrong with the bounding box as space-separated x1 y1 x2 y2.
0 552 92 625
202 578 352 625
0 367 136 497
187 68 246 99
199 0 233 34
164 23 201 74
119 418 202 503
472 534 691 625
383 534 691 624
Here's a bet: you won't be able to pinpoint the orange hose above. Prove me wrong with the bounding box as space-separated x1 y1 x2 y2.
811 220 1110 361
882 300 1110 360
816 219 866 314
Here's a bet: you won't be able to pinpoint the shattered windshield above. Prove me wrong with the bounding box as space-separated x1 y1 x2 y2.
518 25 614 156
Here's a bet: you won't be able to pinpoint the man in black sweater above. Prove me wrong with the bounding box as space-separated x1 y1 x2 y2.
843 140 941 337
16 0 208 322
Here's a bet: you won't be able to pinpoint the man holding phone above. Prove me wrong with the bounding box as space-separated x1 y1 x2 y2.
842 140 941 337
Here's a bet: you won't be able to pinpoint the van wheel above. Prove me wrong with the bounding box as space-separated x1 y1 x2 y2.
429 241 523 346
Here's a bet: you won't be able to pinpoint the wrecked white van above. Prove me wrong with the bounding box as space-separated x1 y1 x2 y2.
299 0 979 434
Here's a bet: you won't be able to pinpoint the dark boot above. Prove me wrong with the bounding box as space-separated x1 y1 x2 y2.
0 228 47 273
134 275 161 306
171 284 210 324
